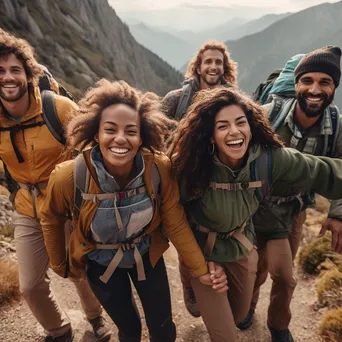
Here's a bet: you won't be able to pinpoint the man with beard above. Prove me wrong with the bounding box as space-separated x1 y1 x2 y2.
238 46 342 342
0 30 111 341
161 41 237 318
162 41 238 120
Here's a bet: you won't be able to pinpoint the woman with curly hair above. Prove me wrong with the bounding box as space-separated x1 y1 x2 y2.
40 80 227 342
169 87 342 342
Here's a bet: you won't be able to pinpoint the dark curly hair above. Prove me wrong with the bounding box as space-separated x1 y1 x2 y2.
67 79 175 152
0 29 42 86
168 87 283 195
185 41 238 85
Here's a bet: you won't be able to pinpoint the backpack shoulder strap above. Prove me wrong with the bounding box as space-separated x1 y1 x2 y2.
175 83 194 121
326 104 340 157
268 96 295 131
151 162 161 206
41 90 66 145
73 154 90 219
250 147 273 201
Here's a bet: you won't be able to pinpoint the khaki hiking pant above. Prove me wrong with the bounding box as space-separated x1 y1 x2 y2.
251 210 306 330
179 248 258 342
13 211 102 337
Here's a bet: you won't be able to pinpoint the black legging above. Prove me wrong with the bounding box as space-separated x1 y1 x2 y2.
86 253 176 342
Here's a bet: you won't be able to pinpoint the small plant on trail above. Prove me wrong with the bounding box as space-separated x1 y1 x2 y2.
0 224 14 239
0 257 20 305
298 234 338 274
319 307 342 342
316 268 342 308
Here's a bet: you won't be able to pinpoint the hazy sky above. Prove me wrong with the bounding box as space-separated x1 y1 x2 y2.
110 0 339 12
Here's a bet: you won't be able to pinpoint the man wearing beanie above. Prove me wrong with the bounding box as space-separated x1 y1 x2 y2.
238 46 342 342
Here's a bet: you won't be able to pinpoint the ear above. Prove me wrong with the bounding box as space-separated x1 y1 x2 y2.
196 66 201 75
94 133 99 143
210 137 214 144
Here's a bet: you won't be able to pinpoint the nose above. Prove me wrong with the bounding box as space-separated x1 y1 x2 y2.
229 123 239 135
2 71 16 82
114 131 127 144
209 62 217 71
309 81 321 95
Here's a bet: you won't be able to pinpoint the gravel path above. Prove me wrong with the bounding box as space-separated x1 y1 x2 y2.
0 244 324 342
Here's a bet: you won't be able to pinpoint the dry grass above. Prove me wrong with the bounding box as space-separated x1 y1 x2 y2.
315 195 331 213
320 307 342 342
0 225 14 239
0 257 20 305
298 234 335 274
316 268 342 308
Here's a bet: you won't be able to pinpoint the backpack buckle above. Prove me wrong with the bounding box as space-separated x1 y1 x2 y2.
241 182 249 189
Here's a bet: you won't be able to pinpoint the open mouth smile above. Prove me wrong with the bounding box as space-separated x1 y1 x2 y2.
225 139 244 149
1 84 19 89
109 147 130 155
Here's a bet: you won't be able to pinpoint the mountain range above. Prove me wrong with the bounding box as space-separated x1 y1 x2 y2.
128 13 291 70
225 1 342 108
0 0 183 97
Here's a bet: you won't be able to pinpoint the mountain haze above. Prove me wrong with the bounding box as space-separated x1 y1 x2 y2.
0 0 182 97
129 13 290 72
129 23 195 69
226 1 342 108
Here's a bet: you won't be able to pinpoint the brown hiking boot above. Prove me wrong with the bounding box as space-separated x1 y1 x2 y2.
88 315 112 341
183 286 201 318
44 328 74 342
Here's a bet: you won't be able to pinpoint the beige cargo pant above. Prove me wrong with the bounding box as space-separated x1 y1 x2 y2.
13 211 102 337
251 210 306 330
180 248 258 342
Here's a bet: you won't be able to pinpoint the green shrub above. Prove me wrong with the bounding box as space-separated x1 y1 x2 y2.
320 307 342 342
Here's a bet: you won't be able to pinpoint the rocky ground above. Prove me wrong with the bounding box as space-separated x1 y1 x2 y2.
0 199 329 341
0 244 325 342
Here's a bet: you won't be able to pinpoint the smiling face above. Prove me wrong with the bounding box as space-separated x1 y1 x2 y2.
0 53 29 103
296 72 335 118
212 104 251 169
197 49 224 89
95 103 142 177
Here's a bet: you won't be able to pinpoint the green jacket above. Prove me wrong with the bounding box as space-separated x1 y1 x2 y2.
254 100 342 240
183 144 342 263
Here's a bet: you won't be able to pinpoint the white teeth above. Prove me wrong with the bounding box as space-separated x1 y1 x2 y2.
1 84 18 88
307 97 322 102
226 139 243 145
110 147 129 154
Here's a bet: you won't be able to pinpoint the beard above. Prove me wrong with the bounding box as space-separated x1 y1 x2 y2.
0 83 28 102
296 91 334 118
200 73 223 87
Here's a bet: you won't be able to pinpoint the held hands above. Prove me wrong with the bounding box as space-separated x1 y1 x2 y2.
319 218 342 253
198 261 228 293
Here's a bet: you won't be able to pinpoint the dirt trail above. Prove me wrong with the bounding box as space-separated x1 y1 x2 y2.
0 242 324 342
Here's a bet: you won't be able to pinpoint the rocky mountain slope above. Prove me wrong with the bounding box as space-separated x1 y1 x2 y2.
0 0 182 97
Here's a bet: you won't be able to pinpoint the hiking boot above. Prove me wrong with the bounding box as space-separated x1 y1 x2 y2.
44 329 74 342
236 309 255 330
183 286 201 317
269 326 294 342
88 315 112 341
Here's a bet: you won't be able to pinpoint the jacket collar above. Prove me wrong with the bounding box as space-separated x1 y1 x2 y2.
82 147 156 195
0 86 42 126
212 144 262 178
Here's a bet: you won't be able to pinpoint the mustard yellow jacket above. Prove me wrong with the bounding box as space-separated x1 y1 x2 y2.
40 149 208 278
0 86 77 218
